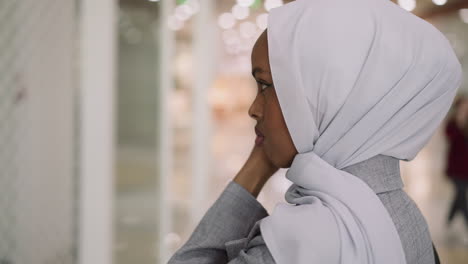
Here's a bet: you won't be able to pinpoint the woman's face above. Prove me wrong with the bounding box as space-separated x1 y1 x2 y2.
249 30 298 168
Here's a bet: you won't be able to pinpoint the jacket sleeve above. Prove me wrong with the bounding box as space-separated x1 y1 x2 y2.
225 222 276 264
168 181 276 264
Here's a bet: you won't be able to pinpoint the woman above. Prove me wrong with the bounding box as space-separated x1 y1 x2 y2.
445 96 468 228
169 0 462 263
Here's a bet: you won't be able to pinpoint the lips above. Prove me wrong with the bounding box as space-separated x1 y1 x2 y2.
255 126 265 146
255 126 264 137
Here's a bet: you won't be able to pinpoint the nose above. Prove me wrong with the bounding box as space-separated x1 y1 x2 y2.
248 94 263 121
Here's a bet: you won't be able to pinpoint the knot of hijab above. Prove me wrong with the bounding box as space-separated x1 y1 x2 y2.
259 0 462 263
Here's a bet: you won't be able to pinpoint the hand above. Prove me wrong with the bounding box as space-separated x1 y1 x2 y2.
247 144 279 176
233 144 279 197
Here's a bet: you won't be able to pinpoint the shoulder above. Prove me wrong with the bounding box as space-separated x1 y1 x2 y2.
260 201 340 263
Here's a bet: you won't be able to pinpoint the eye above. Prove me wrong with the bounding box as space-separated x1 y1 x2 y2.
258 81 272 93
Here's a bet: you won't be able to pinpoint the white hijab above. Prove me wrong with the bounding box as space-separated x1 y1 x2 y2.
259 0 462 263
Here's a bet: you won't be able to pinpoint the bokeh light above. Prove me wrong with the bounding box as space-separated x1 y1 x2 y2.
218 12 236 29
398 0 416 12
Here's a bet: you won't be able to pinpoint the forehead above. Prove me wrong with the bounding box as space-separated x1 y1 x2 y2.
251 31 270 68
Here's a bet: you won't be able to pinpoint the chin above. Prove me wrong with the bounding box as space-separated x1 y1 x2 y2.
278 159 294 169
269 154 291 169
266 145 294 169
274 153 295 169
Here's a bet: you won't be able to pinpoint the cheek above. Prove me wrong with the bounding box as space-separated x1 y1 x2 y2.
263 97 297 167
264 128 295 168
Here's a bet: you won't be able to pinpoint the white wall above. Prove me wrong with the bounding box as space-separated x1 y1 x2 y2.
0 0 76 263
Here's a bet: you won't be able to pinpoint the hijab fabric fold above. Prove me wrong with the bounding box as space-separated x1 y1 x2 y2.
259 0 462 263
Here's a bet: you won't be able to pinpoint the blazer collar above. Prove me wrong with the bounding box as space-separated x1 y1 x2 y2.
342 155 403 194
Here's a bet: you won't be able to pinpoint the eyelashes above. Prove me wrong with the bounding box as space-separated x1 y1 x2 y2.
256 80 273 93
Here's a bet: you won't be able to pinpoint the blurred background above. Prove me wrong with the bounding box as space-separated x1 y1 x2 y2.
0 0 467 263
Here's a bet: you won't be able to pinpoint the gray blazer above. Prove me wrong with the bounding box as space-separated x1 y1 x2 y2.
168 155 436 264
